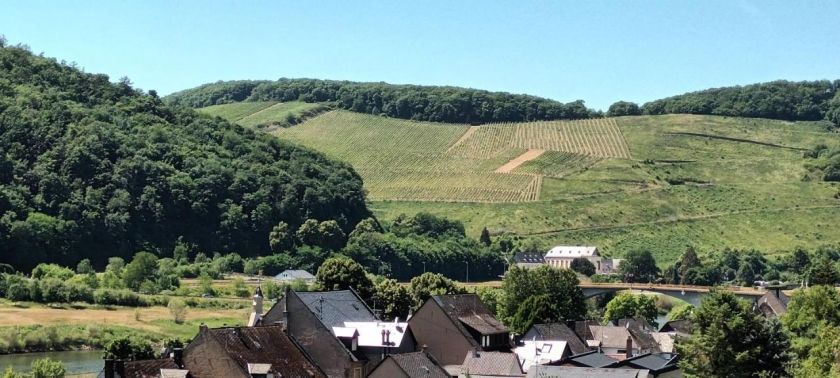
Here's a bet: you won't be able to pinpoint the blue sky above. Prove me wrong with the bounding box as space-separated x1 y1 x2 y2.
2 1 838 110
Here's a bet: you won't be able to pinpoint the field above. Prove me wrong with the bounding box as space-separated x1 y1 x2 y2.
275 111 628 202
198 101 327 128
273 111 840 264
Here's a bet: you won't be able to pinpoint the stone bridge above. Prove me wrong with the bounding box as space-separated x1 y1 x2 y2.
578 283 767 306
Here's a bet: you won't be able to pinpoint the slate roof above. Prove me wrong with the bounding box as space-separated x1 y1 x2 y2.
572 320 599 341
559 350 619 368
621 319 660 350
526 365 649 378
616 352 680 372
296 290 377 329
756 292 788 317
194 325 325 377
527 323 589 355
122 359 181 378
461 351 524 376
382 352 449 378
513 252 545 264
434 294 508 339
589 326 632 349
659 319 692 335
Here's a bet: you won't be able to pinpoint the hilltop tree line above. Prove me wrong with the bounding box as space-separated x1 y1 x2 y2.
165 78 598 123
639 80 840 125
0 40 369 271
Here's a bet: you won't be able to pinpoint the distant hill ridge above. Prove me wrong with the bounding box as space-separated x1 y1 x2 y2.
168 78 840 127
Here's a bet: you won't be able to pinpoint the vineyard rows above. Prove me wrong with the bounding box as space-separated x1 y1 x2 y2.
449 118 631 159
275 111 630 203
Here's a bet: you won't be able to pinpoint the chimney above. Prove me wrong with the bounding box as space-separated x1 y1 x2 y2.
173 347 184 368
421 344 428 352
386 329 391 345
472 348 479 358
625 336 633 359
115 360 125 378
381 329 387 345
104 359 114 378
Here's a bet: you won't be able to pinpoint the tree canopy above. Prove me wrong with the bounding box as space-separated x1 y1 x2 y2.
642 80 840 123
165 78 598 123
0 44 369 270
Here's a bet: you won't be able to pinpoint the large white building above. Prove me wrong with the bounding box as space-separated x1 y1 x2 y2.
544 246 620 274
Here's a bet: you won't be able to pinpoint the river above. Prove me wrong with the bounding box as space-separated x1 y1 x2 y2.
0 350 102 375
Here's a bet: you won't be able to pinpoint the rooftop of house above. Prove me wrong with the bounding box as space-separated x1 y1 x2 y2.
513 252 546 264
461 351 524 377
514 340 568 370
197 325 324 377
336 320 410 348
296 289 377 329
650 332 675 353
526 365 650 378
559 350 619 368
379 352 449 378
121 358 182 378
433 294 508 337
659 319 693 335
588 326 633 349
545 246 599 259
527 323 589 355
756 292 788 317
275 269 316 280
618 319 661 351
616 352 680 373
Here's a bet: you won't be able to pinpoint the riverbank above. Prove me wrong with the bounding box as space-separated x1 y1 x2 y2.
0 301 245 353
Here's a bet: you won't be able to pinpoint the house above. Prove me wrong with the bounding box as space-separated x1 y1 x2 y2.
333 319 416 359
521 323 590 355
261 289 379 377
103 357 186 378
274 269 316 284
181 325 325 378
658 320 692 337
409 294 511 367
526 365 652 378
587 324 659 360
514 340 570 371
543 246 621 274
368 352 449 378
615 353 681 378
755 292 788 317
512 252 545 269
459 350 524 378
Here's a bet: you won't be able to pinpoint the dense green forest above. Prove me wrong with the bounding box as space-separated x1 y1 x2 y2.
0 42 370 270
641 80 840 125
165 78 598 123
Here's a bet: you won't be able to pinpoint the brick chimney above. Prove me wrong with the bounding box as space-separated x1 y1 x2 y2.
173 347 184 368
104 359 114 378
625 336 633 359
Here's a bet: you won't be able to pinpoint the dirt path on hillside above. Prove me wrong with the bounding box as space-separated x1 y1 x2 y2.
447 126 481 151
495 149 546 173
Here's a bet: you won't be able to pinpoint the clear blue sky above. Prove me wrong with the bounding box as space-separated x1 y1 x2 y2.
2 0 838 110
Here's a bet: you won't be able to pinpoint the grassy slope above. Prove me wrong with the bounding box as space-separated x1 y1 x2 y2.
276 112 840 264
198 101 324 128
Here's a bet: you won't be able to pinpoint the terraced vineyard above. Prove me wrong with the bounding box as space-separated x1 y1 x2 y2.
275 111 625 202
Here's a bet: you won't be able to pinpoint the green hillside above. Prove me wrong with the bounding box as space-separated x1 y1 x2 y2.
271 111 840 264
198 101 329 129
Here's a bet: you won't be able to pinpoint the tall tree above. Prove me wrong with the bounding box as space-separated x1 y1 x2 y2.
603 292 658 326
619 250 659 283
315 256 373 300
500 265 586 327
678 290 791 377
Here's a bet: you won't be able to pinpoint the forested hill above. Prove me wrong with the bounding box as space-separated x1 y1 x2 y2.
641 80 840 126
164 78 597 123
0 43 369 270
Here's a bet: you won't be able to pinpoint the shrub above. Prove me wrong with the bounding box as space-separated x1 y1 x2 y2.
93 289 145 307
168 298 188 324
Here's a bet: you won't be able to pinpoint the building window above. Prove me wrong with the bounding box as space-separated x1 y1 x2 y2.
353 367 362 378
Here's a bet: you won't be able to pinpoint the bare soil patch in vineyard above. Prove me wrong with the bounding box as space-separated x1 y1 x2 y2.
495 149 545 173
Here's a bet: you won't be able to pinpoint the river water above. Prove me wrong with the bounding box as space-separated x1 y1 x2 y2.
0 350 102 375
